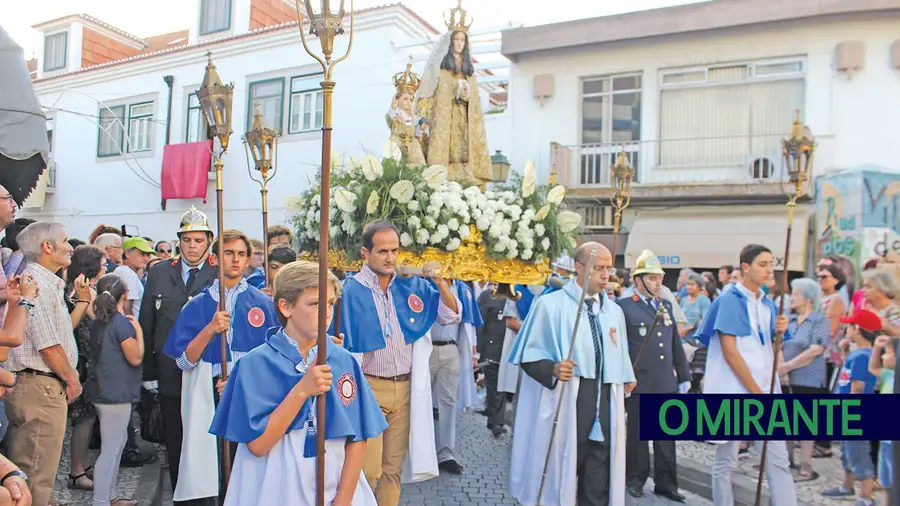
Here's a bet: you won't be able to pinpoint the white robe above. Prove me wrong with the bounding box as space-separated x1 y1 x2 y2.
497 300 521 394
457 322 479 412
175 361 219 501
225 422 377 506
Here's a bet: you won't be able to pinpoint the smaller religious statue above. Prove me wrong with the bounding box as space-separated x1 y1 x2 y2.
386 56 427 167
416 0 493 187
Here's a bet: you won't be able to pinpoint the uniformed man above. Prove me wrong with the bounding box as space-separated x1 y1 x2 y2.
619 250 691 502
139 207 218 506
476 285 508 437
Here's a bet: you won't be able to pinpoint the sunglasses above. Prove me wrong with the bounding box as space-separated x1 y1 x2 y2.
157 248 171 254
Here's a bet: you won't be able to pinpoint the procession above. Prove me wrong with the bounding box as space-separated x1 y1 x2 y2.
2 0 900 505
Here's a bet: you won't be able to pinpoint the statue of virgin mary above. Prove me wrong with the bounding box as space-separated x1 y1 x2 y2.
415 0 493 187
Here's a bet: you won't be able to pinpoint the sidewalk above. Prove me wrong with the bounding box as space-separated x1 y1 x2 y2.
50 419 163 506
676 441 882 506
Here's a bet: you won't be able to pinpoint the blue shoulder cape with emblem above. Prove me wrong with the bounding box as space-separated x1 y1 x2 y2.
163 286 278 364
210 328 388 449
694 286 792 347
331 276 440 353
513 285 536 320
453 280 483 327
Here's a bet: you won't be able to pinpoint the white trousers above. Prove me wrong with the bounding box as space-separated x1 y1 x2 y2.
712 441 797 506
430 344 460 464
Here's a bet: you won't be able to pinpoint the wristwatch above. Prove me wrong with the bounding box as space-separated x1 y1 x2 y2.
0 469 26 485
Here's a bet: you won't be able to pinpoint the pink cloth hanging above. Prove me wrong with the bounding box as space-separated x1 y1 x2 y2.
161 140 212 204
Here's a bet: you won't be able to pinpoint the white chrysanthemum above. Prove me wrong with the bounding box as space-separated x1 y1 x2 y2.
366 192 380 215
437 224 450 237
361 156 383 181
493 241 506 252
408 200 420 211
535 224 546 237
557 211 582 233
389 180 415 204
424 216 437 228
458 225 471 239
522 249 534 260
408 216 421 228
415 228 430 244
447 238 461 251
382 140 403 162
476 217 490 231
506 249 518 259
547 185 566 205
400 232 413 247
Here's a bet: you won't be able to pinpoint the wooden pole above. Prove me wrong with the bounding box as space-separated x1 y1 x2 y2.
213 156 232 487
260 179 270 288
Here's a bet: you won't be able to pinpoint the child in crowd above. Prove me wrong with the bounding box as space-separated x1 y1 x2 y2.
869 333 895 506
210 261 387 505
822 309 881 506
86 274 144 506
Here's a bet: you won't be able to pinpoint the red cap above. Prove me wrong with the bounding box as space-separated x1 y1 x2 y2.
840 309 882 332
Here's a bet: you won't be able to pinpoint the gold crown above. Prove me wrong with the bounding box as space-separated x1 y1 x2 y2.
444 0 473 33
393 56 421 95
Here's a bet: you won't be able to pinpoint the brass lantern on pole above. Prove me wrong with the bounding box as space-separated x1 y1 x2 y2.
609 146 634 263
491 150 510 183
295 2 354 505
195 50 235 486
243 104 278 288
753 110 815 506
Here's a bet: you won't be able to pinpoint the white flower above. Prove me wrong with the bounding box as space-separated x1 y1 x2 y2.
424 216 437 228
507 239 519 252
535 223 546 236
330 150 344 171
423 165 449 186
389 180 415 204
361 156 383 181
447 238 461 251
547 185 566 205
557 211 582 233
476 217 490 230
400 232 413 247
506 249 518 259
542 237 551 250
408 216 421 228
329 225 341 237
522 249 534 260
333 188 358 213
437 224 450 237
522 161 537 197
415 228 430 244
535 205 551 221
459 225 471 239
366 192 380 215
408 200 420 211
382 140 403 162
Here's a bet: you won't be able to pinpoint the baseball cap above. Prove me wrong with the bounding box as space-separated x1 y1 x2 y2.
840 309 882 333
122 237 155 254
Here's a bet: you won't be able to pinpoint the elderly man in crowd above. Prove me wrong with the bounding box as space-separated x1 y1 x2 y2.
4 221 90 506
93 232 123 273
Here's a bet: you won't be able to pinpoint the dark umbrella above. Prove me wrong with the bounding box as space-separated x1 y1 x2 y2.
0 25 50 207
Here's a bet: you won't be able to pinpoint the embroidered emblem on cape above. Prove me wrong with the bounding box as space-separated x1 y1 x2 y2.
408 294 424 313
338 373 357 406
248 307 265 328
609 328 617 345
155 299 162 311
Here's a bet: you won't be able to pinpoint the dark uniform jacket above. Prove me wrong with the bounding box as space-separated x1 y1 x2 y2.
139 257 216 397
476 291 507 364
619 292 691 394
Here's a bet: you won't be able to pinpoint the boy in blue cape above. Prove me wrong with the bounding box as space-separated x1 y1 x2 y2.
694 244 796 506
508 242 636 506
210 260 387 506
162 229 278 503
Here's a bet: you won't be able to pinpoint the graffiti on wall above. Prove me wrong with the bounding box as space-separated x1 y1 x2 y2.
861 171 900 257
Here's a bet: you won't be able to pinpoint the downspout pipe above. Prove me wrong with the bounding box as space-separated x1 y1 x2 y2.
162 75 174 210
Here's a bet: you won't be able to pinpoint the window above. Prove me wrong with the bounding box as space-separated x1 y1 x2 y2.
127 103 154 152
658 58 805 171
289 74 324 133
186 93 209 143
43 32 67 72
97 106 126 157
247 79 285 134
200 0 232 35
581 74 642 145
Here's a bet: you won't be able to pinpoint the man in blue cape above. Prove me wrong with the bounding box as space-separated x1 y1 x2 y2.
508 242 636 506
694 244 796 506
163 229 278 504
332 220 461 506
428 279 482 474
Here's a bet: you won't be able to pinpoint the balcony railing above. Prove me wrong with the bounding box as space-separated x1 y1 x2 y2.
552 134 834 189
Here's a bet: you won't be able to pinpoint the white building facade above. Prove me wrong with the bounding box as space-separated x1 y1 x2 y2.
25 1 513 242
501 0 900 273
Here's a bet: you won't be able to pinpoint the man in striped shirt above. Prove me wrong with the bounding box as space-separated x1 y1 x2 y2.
339 220 461 506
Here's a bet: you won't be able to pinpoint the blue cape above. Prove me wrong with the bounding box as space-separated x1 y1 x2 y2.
453 280 483 327
514 285 536 320
694 287 792 347
163 286 278 364
209 328 387 452
246 270 266 290
332 275 441 353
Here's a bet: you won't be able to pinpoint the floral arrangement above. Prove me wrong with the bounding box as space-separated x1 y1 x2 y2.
287 141 582 264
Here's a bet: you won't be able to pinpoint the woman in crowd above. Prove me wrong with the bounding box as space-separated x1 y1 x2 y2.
1 218 35 277
65 246 108 491
778 278 829 479
819 263 848 384
86 274 144 506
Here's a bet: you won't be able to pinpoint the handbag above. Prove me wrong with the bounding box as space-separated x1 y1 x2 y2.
139 389 164 444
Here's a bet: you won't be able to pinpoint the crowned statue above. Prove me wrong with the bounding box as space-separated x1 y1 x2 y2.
386 56 427 167
415 0 493 187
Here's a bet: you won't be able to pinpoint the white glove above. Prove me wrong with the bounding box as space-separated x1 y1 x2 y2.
678 381 691 394
142 381 158 392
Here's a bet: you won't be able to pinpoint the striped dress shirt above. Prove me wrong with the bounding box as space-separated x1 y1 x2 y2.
356 265 461 378
176 278 249 378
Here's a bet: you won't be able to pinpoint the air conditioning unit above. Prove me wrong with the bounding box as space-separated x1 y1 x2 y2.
746 155 780 180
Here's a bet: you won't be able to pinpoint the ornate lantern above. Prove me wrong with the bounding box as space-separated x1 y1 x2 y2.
244 105 276 176
196 52 234 150
610 148 634 206
781 110 815 195
491 150 510 183
301 0 347 59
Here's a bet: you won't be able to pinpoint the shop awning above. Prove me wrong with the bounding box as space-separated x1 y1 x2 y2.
624 208 810 271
